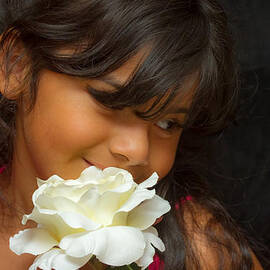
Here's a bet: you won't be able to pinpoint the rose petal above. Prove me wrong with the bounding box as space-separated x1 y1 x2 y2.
127 195 171 230
103 167 133 181
9 228 58 255
100 179 134 194
49 185 90 202
12 167 170 270
23 208 78 240
136 227 165 269
79 166 104 184
36 174 64 188
143 227 165 252
111 188 155 225
58 211 100 230
39 182 90 204
80 188 133 226
60 226 145 265
29 248 92 270
36 194 86 213
32 183 48 206
138 172 159 190
79 188 100 212
109 211 129 226
116 189 155 213
97 169 134 194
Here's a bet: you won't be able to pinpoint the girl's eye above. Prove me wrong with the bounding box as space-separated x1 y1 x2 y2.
155 119 182 131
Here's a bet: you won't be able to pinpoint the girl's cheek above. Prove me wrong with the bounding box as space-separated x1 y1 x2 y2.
151 138 180 180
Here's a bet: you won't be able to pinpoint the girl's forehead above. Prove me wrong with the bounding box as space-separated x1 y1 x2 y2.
60 43 197 116
95 48 149 87
85 46 197 93
58 45 149 88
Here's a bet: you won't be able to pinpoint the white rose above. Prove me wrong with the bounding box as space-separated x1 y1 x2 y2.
9 167 171 270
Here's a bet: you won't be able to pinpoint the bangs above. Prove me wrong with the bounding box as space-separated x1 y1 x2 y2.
33 2 210 119
4 0 235 130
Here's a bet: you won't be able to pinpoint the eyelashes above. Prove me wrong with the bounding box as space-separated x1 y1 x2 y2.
86 85 185 132
155 118 184 132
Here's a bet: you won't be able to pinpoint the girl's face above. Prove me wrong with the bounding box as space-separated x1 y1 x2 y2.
13 52 194 193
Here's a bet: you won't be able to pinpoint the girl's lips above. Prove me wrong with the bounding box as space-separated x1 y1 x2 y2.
83 158 106 170
83 158 95 167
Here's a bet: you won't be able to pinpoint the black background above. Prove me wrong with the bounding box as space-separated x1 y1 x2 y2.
206 1 270 266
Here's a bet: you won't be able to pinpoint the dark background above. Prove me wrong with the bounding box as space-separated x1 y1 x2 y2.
0 0 270 267
205 0 270 267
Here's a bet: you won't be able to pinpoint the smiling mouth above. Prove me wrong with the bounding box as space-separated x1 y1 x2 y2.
83 158 106 170
83 158 94 167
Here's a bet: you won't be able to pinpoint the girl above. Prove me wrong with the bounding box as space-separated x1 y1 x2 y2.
0 0 264 269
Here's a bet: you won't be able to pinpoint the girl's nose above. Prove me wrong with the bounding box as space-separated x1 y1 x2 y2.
108 124 150 167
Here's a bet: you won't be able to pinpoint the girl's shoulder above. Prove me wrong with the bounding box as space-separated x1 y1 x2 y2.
176 197 263 270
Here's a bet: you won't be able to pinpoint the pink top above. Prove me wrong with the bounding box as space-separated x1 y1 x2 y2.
149 254 164 270
0 165 6 174
148 195 192 270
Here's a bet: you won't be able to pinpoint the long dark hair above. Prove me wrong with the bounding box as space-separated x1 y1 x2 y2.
0 0 257 269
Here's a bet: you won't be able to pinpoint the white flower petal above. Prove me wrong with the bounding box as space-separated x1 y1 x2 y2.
79 188 100 211
135 241 155 269
103 167 133 181
44 184 90 203
136 227 165 269
143 227 165 252
116 189 155 213
109 211 128 226
80 166 103 184
80 188 134 226
29 249 61 270
29 248 92 270
35 175 92 205
94 191 132 225
127 195 171 230
11 166 170 270
23 208 79 239
138 172 159 190
58 211 100 230
60 226 145 265
104 179 134 194
103 168 134 189
36 174 65 188
32 184 48 206
39 175 65 187
37 178 46 188
110 188 155 225
9 228 58 255
36 195 86 214
97 176 133 195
